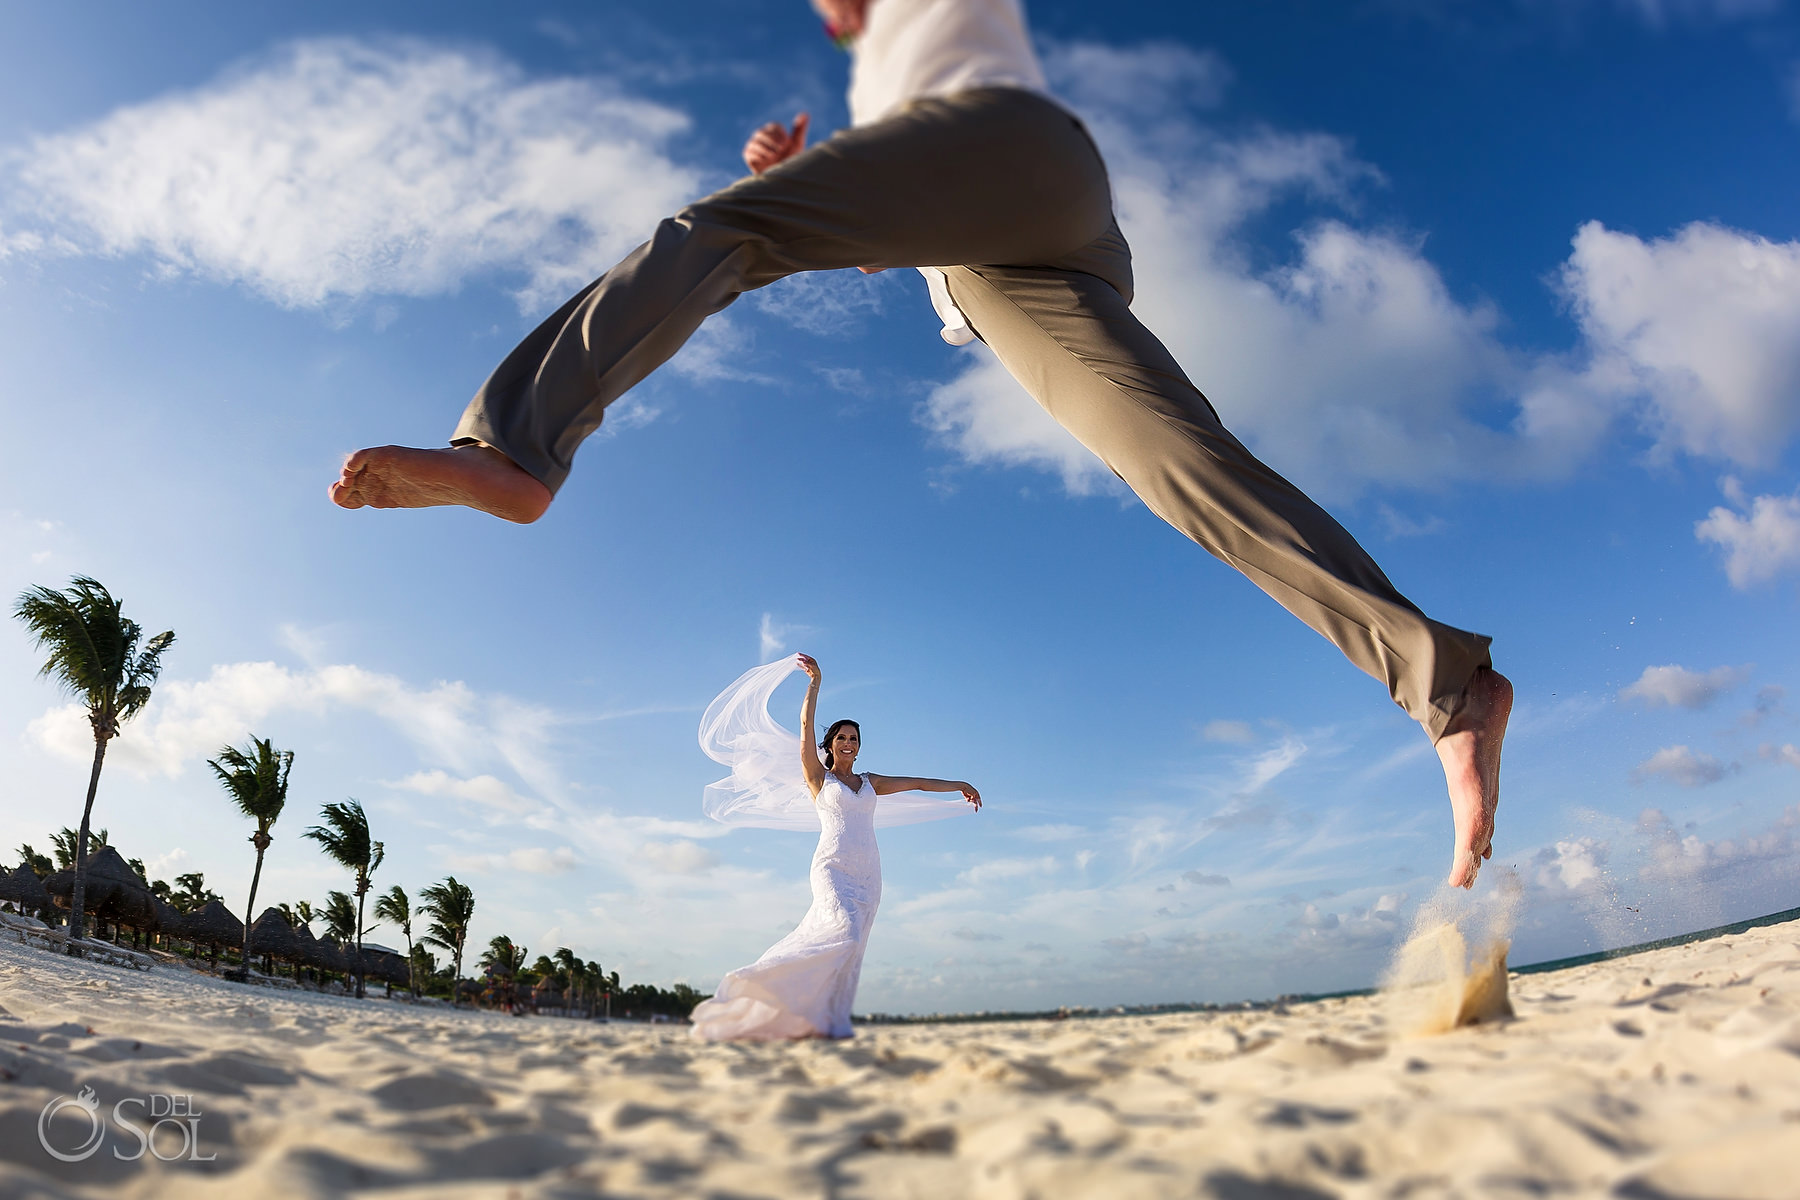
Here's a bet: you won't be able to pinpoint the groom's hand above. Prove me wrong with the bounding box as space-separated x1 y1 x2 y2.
744 113 809 174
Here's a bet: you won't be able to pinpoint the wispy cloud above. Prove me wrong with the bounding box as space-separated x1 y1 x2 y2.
1201 719 1255 744
24 659 562 788
8 38 709 313
758 612 817 660
392 770 545 818
752 269 890 336
444 846 579 875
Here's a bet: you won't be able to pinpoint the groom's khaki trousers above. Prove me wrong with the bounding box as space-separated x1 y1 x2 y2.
455 87 1492 739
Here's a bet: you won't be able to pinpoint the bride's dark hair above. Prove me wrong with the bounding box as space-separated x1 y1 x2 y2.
821 719 861 769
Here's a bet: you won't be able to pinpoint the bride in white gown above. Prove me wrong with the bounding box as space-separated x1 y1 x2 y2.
690 653 981 1041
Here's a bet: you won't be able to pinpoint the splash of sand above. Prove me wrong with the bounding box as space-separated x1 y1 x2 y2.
1382 872 1520 1036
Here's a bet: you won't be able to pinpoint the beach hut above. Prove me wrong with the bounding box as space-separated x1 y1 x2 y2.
183 900 244 965
150 897 186 952
45 847 159 939
289 923 324 978
246 908 301 975
358 943 409 991
0 865 52 918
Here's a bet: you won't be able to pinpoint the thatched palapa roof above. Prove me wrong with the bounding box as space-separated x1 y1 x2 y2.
357 944 408 984
183 899 245 949
0 865 51 911
246 908 301 959
289 922 322 968
314 937 352 973
151 897 186 938
45 847 158 929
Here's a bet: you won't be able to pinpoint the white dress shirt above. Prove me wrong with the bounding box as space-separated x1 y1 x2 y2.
847 0 1053 346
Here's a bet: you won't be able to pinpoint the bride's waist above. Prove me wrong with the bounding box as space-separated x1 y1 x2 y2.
812 844 880 870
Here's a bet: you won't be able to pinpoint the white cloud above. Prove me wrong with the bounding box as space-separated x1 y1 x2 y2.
758 613 817 661
1201 719 1255 744
751 269 888 336
1181 870 1231 887
1237 735 1308 794
1531 837 1607 891
1630 744 1735 787
637 839 719 875
1556 222 1800 467
1377 503 1448 538
392 769 543 816
24 659 562 791
1762 743 1800 769
1295 903 1339 930
956 855 1058 886
919 344 1120 495
1696 483 1800 587
1014 824 1088 842
1637 805 1800 883
1041 40 1234 115
10 38 707 311
1619 663 1751 709
444 846 579 875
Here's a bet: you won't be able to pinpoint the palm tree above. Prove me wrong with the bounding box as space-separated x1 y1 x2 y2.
553 947 584 1016
320 890 358 943
14 576 175 947
418 877 475 1007
479 934 528 977
373 885 417 998
209 737 293 968
172 872 219 913
276 899 317 929
409 944 439 994
303 800 384 999
16 845 53 878
50 826 109 870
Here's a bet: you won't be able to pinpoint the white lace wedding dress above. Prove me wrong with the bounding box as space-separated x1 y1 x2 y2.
689 770 882 1040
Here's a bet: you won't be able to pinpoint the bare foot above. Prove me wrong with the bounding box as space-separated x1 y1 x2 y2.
1435 667 1513 890
328 444 551 524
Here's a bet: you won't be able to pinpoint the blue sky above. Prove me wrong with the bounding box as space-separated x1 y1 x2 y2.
2 0 1798 1013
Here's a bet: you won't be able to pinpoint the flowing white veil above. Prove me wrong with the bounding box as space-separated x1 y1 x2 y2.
698 657 974 831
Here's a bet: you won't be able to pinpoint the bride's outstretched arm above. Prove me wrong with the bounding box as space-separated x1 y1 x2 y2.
867 774 982 810
798 654 826 797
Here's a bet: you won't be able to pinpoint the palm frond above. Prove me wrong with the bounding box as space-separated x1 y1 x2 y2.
210 738 293 827
372 885 410 929
12 577 174 731
303 799 375 871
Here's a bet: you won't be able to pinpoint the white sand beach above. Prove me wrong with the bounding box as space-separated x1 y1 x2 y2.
2 919 1797 1200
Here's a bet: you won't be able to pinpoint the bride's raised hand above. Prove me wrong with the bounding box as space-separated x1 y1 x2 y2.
959 783 982 811
797 653 821 686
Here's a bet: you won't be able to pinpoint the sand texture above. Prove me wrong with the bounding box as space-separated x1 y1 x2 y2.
2 919 1798 1199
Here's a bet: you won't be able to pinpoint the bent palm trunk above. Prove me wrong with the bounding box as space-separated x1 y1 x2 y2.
68 734 109 948
242 834 269 970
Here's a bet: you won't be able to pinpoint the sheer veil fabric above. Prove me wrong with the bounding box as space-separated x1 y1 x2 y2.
692 657 971 1040
697 657 972 831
